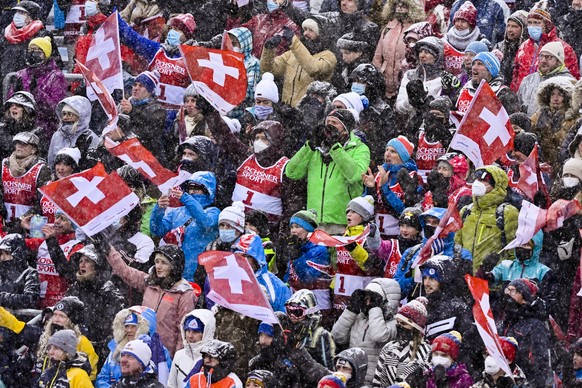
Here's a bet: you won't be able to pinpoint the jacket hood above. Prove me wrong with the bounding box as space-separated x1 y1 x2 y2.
183 170 217 207
518 230 543 266
415 36 445 66
179 309 216 357
148 245 186 285
333 347 368 386
0 233 29 269
56 96 92 132
382 0 425 23
473 165 508 209
70 244 104 269
365 278 401 317
420 207 446 225
178 136 217 170
253 120 285 149
111 307 151 360
233 234 267 274
536 76 576 115
506 10 529 43
228 27 254 60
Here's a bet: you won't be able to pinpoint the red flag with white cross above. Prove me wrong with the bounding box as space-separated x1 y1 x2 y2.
450 80 515 167
200 250 278 323
179 45 247 115
38 163 140 236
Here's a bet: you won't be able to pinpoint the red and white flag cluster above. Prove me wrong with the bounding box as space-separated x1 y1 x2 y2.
308 225 370 247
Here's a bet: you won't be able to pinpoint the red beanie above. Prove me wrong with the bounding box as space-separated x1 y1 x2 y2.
431 331 463 360
454 1 477 29
169 13 196 38
499 336 518 364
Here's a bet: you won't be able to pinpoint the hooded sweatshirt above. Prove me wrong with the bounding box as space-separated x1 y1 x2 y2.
228 27 260 102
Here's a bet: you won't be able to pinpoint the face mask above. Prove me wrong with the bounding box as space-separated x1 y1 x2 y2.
253 139 269 153
432 355 452 369
84 1 99 17
267 0 280 12
232 46 242 53
26 51 44 67
394 11 408 20
351 82 366 95
472 180 487 197
254 105 273 120
563 177 580 188
397 325 414 342
515 247 532 262
13 13 27 28
423 225 436 239
339 371 352 381
527 25 543 41
219 229 238 243
166 29 182 47
484 356 501 375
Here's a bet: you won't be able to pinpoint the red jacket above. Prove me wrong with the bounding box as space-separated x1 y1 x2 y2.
510 27 580 91
241 9 300 58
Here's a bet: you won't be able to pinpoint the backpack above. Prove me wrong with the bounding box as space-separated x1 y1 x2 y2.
461 202 510 246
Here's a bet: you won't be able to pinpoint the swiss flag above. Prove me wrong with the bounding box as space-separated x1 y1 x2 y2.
545 198 582 232
200 251 278 323
465 274 513 378
39 163 140 236
108 138 191 193
450 80 515 167
308 225 370 247
503 200 547 250
83 11 123 100
179 45 247 114
508 145 541 201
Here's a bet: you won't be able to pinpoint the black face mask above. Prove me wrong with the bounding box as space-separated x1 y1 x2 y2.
26 51 45 67
424 225 436 239
504 295 521 316
51 324 65 334
515 248 532 262
397 234 421 252
397 325 415 342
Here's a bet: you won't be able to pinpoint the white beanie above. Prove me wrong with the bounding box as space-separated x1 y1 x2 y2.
56 147 81 165
121 340 152 369
346 195 375 221
219 201 246 233
333 92 365 113
301 18 320 36
222 116 241 134
255 73 279 103
540 41 565 65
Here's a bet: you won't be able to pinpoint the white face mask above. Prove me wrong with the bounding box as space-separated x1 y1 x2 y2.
472 180 487 197
232 46 242 53
253 139 269 153
563 176 580 188
432 355 452 369
13 13 27 28
84 1 99 17
484 356 501 375
339 371 352 381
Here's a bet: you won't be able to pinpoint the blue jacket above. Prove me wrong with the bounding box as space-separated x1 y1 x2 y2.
491 231 549 283
379 160 419 215
393 207 472 296
150 172 220 281
449 0 507 46
284 240 331 285
118 13 180 62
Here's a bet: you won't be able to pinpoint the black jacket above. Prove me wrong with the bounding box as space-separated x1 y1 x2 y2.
112 373 164 388
0 234 39 309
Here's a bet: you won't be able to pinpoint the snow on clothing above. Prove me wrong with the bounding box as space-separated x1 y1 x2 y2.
38 352 93 388
0 19 45 87
167 310 216 388
228 27 260 104
285 131 370 225
372 338 432 387
119 0 163 25
425 363 473 387
0 234 39 309
455 166 518 272
186 371 243 388
96 307 172 388
448 0 509 46
111 373 165 388
260 35 337 107
14 58 67 143
48 96 100 169
510 27 580 92
150 171 220 281
106 246 197 356
240 8 301 58
456 76 520 115
331 278 401 385
495 10 529 87
517 66 574 117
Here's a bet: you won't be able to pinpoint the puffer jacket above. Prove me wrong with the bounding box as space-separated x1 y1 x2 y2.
48 96 99 168
333 348 368 388
286 131 370 225
510 27 580 92
448 0 508 46
372 338 432 387
168 310 216 388
455 165 518 272
517 67 574 117
285 240 333 297
331 278 401 385
150 171 220 281
38 352 93 388
425 362 473 388
0 234 39 309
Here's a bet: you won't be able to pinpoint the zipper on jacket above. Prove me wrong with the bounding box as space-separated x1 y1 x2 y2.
154 291 167 312
320 164 330 219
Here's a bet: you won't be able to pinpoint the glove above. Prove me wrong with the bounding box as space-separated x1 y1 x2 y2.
406 79 427 108
347 289 367 314
557 237 575 261
286 234 302 260
433 364 447 386
308 124 325 150
397 168 417 196
0 307 25 334
264 35 282 49
440 71 460 92
195 96 214 115
480 252 500 273
366 289 384 309
322 125 342 149
281 26 295 43
345 242 357 251
426 169 449 192
366 222 381 251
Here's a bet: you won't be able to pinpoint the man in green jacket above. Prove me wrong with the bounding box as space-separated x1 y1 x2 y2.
455 165 519 273
285 109 370 234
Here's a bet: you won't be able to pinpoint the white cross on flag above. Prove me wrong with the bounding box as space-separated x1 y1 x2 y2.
108 138 192 193
39 163 140 236
200 251 278 323
508 145 540 201
545 198 582 232
450 80 515 167
308 224 370 247
179 45 247 115
503 200 547 250
83 11 123 101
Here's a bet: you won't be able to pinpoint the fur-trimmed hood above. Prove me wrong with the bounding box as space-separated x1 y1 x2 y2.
382 0 426 23
110 307 153 361
178 309 216 359
536 76 577 119
571 78 582 115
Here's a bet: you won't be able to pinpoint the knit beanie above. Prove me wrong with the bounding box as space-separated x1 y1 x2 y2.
54 296 85 326
346 195 375 221
218 201 246 233
168 13 196 38
29 36 52 58
473 52 501 78
509 112 532 133
529 0 552 24
454 1 477 28
54 147 81 167
290 209 318 232
333 92 367 113
508 278 539 302
415 38 440 60
336 31 368 53
302 17 320 36
255 73 279 103
134 70 160 95
317 373 347 388
48 329 78 359
121 340 152 370
431 331 462 360
562 158 582 181
386 136 415 163
395 297 428 333
184 315 205 332
257 322 275 337
540 41 565 65
498 336 519 364
465 41 488 55
429 96 452 117
399 207 422 230
246 210 270 236
513 132 537 156
327 108 356 132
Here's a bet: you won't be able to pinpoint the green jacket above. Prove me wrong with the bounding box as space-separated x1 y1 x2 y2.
285 133 370 225
454 165 518 272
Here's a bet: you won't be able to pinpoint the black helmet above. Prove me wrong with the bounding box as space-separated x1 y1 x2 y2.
246 370 280 388
200 339 237 361
116 165 144 188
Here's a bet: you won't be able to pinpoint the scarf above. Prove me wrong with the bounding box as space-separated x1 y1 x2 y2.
8 153 37 177
445 26 480 51
4 20 44 44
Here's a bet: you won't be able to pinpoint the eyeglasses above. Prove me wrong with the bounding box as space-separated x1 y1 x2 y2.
539 54 556 61
505 287 518 296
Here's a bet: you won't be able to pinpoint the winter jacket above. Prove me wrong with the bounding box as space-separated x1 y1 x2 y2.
106 247 197 356
0 234 39 309
123 97 168 164
495 10 529 86
558 9 582 60
425 362 473 388
228 27 260 106
372 338 432 387
568 268 582 341
186 372 243 388
111 373 165 388
517 67 574 117
455 165 519 272
285 240 332 305
470 366 528 387
168 310 216 388
448 0 508 46
38 352 93 388
120 0 162 25
510 27 580 92
260 35 337 107
457 76 520 115
0 113 44 161
48 96 100 168
331 278 401 384
334 347 369 388
240 8 301 58
14 59 67 143
320 10 380 59
286 131 370 225
150 171 220 281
